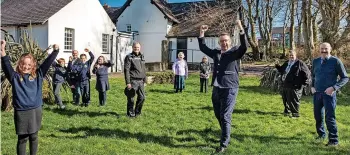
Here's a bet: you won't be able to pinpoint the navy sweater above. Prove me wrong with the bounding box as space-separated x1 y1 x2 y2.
312 56 348 92
52 61 69 83
68 52 95 82
92 61 113 82
1 50 59 111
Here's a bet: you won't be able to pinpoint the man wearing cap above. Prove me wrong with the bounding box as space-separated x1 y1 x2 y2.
124 42 147 117
198 19 247 153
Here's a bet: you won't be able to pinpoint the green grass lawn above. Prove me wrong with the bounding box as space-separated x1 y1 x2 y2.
1 75 350 155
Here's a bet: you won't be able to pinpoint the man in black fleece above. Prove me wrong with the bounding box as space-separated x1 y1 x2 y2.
124 42 147 117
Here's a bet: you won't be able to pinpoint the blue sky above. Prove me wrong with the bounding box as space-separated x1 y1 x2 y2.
99 0 206 7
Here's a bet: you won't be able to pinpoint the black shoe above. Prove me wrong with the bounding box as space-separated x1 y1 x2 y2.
290 113 300 119
215 146 226 153
326 142 339 147
283 112 290 116
127 112 135 117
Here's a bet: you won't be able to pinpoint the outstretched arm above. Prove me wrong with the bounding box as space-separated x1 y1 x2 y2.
39 44 59 76
198 25 215 58
87 50 95 66
1 40 16 82
228 20 247 59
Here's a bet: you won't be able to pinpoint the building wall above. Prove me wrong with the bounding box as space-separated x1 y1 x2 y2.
116 0 169 63
2 24 48 49
169 37 220 63
48 0 117 71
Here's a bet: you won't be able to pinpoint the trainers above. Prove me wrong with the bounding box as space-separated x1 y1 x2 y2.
326 142 339 147
290 113 300 119
215 146 226 153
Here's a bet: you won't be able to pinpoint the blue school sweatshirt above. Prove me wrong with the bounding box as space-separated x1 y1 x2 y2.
52 61 69 83
1 50 59 111
312 56 349 92
68 52 94 83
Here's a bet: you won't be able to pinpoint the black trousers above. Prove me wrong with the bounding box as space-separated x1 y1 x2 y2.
281 87 303 115
200 78 209 93
17 132 38 155
127 80 146 116
99 91 107 106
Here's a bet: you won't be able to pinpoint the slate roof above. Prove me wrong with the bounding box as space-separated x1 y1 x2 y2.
1 0 72 26
113 0 180 24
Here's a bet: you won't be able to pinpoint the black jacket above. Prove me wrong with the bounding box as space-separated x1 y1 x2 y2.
198 34 247 88
275 59 311 89
124 52 146 84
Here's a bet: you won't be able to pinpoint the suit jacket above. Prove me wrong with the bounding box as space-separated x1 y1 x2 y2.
197 34 247 88
275 59 311 89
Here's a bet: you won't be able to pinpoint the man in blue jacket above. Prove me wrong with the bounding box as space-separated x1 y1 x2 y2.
311 42 348 146
198 20 247 153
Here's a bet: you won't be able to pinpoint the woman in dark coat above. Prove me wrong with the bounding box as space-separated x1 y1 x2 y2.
92 56 113 106
199 56 211 93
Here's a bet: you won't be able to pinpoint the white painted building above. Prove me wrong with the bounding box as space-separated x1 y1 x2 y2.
109 0 239 69
1 0 118 72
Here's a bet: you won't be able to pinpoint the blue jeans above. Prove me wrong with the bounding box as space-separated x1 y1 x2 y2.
212 87 238 147
313 92 338 143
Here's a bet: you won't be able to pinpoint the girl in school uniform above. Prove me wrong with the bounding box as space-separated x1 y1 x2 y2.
52 58 70 109
1 40 59 155
92 56 113 106
199 56 211 93
172 52 188 93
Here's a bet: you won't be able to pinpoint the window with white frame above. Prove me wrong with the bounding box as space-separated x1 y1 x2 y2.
64 28 74 51
126 24 131 32
102 34 109 54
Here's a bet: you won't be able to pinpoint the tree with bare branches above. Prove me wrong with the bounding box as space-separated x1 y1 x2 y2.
317 0 350 55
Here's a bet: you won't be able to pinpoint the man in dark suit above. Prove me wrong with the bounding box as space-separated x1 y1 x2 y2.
198 20 247 153
275 50 311 118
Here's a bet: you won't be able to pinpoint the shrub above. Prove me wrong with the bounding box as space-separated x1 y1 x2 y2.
260 68 313 96
146 71 174 84
0 27 67 111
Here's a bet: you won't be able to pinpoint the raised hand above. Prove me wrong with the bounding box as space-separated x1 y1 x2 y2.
200 25 209 33
235 19 244 31
84 48 90 52
53 44 59 51
1 40 6 56
69 56 73 62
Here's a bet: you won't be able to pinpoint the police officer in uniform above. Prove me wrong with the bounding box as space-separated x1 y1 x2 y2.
124 42 146 117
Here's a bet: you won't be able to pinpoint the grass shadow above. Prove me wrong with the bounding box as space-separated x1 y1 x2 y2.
51 127 207 148
44 107 120 118
239 86 278 95
148 89 175 94
234 109 281 116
